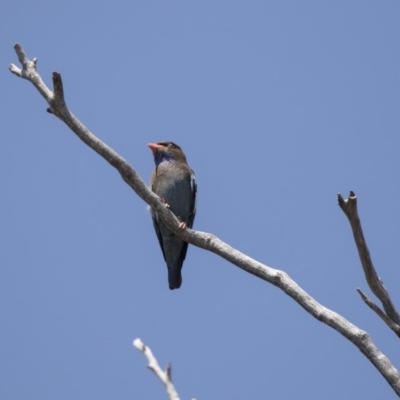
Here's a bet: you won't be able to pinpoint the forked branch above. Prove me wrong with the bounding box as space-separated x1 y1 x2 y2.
338 192 400 338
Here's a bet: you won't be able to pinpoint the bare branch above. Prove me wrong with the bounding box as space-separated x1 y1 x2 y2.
338 192 400 329
9 44 53 101
133 338 180 400
10 44 400 397
357 289 400 338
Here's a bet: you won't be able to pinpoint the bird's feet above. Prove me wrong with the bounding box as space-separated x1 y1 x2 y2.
177 217 187 229
178 221 187 229
160 197 170 209
159 198 186 229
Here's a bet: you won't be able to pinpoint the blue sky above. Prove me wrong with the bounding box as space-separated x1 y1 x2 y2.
2 1 400 399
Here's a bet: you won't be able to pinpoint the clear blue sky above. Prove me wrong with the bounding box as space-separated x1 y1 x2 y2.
2 1 400 399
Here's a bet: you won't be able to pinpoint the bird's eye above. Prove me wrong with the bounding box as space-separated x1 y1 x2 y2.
169 142 181 150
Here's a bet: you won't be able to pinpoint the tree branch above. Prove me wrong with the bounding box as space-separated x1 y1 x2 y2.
10 44 400 397
357 289 400 337
338 192 400 333
133 338 180 400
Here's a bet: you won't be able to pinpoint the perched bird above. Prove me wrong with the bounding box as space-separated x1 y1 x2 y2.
148 141 197 290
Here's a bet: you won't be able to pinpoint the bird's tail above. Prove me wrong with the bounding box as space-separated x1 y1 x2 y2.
168 266 182 290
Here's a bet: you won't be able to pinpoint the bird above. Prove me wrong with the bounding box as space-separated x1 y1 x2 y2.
148 141 197 290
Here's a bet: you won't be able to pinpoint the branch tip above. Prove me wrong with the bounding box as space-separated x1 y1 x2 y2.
13 43 29 66
356 288 400 338
9 64 22 77
356 288 367 301
337 193 345 208
52 72 65 101
166 363 172 380
133 338 144 350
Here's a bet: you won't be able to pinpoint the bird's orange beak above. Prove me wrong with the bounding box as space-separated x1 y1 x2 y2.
148 143 163 152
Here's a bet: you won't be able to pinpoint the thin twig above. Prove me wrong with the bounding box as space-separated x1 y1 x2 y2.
133 338 180 400
357 289 400 338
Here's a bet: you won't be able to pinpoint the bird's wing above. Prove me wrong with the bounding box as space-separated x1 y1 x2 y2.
151 209 168 263
175 170 197 263
187 170 197 229
150 172 169 263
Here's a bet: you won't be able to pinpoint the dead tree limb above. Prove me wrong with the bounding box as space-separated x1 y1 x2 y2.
338 192 400 338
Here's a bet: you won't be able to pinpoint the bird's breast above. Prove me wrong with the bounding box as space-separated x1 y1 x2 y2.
152 164 192 220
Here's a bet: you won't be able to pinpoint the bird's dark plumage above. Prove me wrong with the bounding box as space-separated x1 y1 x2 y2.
148 142 197 290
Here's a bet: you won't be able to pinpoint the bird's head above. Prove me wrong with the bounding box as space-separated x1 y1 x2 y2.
148 141 187 166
